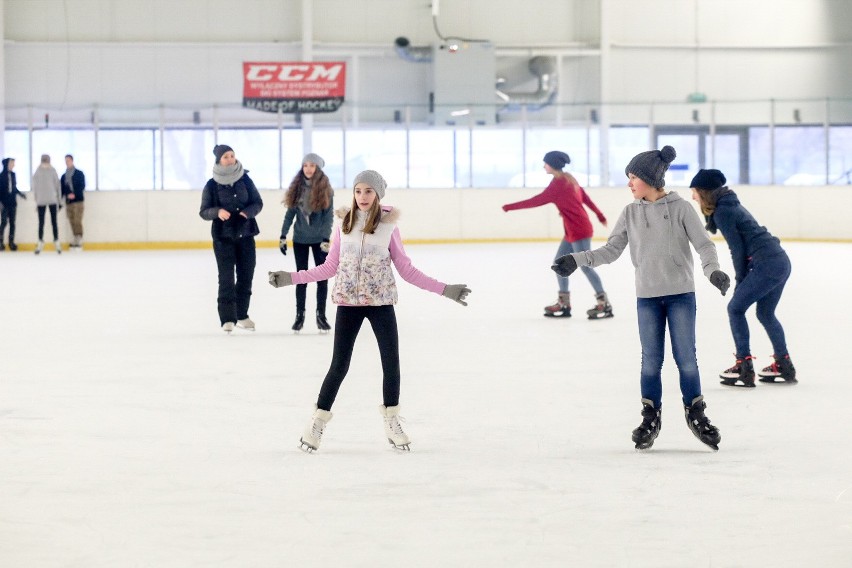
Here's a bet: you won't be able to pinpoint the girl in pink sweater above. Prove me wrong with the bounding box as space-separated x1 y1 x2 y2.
502 151 613 319
268 170 471 453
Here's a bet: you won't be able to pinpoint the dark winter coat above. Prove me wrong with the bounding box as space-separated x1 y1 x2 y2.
60 169 86 202
709 191 785 284
199 173 263 241
280 180 334 244
0 168 24 208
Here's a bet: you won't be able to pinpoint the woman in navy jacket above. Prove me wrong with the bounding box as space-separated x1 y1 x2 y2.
691 169 796 386
199 145 263 333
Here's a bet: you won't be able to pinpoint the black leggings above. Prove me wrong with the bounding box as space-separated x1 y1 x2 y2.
293 241 328 312
37 205 59 241
317 305 401 411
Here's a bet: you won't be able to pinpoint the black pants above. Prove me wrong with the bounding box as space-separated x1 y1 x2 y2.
293 241 328 313
212 237 256 325
37 205 60 241
0 205 17 243
317 305 401 411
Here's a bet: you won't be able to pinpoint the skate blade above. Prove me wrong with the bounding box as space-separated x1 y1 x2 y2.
719 379 755 388
298 440 317 453
388 439 411 451
543 313 571 318
318 329 330 334
587 313 614 320
758 377 798 384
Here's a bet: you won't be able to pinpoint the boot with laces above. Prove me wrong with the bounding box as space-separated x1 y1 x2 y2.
719 355 756 387
543 292 571 318
300 407 333 453
380 405 411 450
236 317 255 331
586 291 614 320
758 354 797 384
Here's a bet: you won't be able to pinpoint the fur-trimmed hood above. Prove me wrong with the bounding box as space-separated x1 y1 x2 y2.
335 205 400 223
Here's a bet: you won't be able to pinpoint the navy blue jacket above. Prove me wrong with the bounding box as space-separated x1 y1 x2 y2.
199 173 263 241
0 169 24 208
60 169 86 202
711 191 785 283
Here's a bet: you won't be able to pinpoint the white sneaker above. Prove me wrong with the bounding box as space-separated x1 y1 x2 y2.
300 407 333 452
54 240 62 254
222 322 235 333
35 240 44 255
380 405 411 450
236 318 255 331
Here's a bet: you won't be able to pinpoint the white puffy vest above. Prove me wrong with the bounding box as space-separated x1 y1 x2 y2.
332 211 398 305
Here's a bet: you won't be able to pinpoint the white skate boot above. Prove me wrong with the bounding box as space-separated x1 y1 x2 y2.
236 317 255 331
54 239 62 254
380 405 411 450
34 240 44 255
300 407 333 453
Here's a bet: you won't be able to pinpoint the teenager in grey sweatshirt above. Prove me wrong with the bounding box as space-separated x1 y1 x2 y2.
552 146 730 452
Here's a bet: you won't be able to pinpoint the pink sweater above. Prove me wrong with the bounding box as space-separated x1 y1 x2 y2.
291 224 446 306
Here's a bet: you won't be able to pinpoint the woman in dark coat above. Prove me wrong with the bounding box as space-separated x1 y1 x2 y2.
199 145 263 333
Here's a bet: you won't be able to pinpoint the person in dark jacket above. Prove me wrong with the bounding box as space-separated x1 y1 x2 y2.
691 169 796 386
60 154 86 250
0 157 27 251
199 144 263 333
279 153 335 333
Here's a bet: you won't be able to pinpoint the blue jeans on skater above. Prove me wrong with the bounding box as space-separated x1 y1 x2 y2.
554 238 604 294
637 292 702 408
727 251 791 358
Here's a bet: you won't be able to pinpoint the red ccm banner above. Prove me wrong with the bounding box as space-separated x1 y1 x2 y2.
243 61 346 114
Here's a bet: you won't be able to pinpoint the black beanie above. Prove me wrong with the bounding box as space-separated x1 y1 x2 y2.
213 144 234 164
543 151 570 170
625 145 677 188
690 169 726 190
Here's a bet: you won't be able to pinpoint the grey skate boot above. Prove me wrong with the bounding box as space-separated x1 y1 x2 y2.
543 292 571 318
586 292 614 320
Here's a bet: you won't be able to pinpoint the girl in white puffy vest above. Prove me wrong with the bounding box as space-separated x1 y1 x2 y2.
268 169 471 453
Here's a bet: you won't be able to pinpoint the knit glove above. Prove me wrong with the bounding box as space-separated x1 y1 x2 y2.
551 254 578 277
442 284 471 306
268 271 293 288
320 240 330 253
279 238 287 256
710 270 731 296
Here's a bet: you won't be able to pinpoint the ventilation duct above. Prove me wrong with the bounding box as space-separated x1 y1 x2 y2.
495 56 558 112
394 37 432 63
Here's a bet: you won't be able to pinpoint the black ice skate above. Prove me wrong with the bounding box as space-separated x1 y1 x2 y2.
586 292 614 320
757 354 797 384
316 309 331 333
719 355 756 388
543 292 571 318
292 310 305 333
684 396 721 451
632 398 661 450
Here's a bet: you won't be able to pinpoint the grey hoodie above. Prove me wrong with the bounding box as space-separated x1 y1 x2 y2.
31 164 62 206
571 191 720 298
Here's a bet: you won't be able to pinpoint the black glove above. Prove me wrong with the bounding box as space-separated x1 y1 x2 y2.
551 254 578 277
710 270 731 296
279 238 287 256
320 240 330 253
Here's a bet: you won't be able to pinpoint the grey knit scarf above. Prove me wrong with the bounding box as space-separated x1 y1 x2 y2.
64 166 76 191
212 161 244 186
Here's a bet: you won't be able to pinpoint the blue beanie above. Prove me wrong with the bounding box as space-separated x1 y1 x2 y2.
543 151 570 170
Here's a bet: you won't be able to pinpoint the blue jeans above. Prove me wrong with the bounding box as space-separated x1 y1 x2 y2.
637 292 702 408
554 238 604 294
727 252 791 358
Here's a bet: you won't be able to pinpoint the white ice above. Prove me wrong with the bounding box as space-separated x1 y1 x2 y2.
1 241 851 567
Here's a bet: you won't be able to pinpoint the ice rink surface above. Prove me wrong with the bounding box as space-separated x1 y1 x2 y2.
1 241 850 567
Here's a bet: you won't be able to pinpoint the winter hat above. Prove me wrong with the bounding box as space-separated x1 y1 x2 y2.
213 144 234 164
353 169 387 200
690 169 727 190
543 150 570 170
302 153 325 169
1 157 12 168
625 145 677 188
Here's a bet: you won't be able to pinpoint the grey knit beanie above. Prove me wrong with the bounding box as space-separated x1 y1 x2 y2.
625 145 677 188
302 153 325 169
213 144 234 164
353 169 387 200
543 150 570 170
